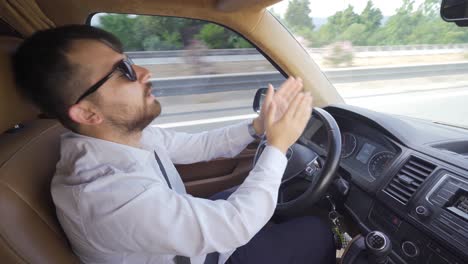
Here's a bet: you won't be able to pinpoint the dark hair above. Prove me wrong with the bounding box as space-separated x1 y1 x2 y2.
12 24 123 132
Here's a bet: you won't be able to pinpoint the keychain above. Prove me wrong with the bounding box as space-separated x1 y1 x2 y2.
326 195 352 250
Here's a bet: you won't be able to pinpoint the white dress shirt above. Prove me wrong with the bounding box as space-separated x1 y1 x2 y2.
51 120 288 264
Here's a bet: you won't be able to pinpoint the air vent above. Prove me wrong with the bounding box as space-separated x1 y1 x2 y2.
384 156 436 204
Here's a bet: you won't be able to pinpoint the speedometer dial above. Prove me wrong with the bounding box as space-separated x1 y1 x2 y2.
341 133 357 158
368 151 395 180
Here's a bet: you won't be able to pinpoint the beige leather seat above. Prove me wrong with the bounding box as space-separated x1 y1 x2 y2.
0 36 79 263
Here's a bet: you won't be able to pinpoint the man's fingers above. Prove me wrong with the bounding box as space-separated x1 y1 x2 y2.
295 94 312 117
277 77 294 94
277 77 303 103
293 94 313 128
284 78 303 104
261 84 274 113
276 77 295 98
266 84 274 104
283 92 305 120
288 78 303 103
266 100 277 128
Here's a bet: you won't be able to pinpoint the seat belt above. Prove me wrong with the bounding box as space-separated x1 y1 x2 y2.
154 151 173 189
154 151 191 264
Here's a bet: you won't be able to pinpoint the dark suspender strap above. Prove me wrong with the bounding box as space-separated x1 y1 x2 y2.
174 255 192 264
154 151 191 264
154 151 172 189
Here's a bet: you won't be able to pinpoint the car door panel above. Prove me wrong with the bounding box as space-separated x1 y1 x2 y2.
176 141 258 198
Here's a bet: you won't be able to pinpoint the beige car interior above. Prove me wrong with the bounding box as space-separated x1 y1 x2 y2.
0 35 78 262
0 0 343 262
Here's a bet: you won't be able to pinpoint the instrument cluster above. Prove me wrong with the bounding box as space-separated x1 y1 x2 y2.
302 116 400 185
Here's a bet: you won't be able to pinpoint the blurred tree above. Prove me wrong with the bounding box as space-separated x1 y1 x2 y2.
132 16 190 50
309 5 360 46
98 14 204 50
340 23 367 45
408 0 468 44
359 1 383 34
284 0 315 32
196 24 252 48
99 13 252 50
100 14 142 51
142 33 183 51
372 0 421 45
368 0 468 45
196 24 225 48
96 0 468 51
420 0 440 17
329 5 360 33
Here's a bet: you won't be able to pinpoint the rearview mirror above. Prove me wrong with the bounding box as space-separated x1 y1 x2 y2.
253 88 268 114
441 0 468 26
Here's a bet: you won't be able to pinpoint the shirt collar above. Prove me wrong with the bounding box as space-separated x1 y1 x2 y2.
60 131 153 167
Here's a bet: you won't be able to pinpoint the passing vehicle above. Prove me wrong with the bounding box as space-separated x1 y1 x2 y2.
0 0 467 263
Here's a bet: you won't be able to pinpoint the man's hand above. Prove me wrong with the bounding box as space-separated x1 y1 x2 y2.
265 91 313 154
252 77 304 135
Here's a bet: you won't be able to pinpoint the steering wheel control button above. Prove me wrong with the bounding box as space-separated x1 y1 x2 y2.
401 241 419 258
305 165 316 176
304 158 319 179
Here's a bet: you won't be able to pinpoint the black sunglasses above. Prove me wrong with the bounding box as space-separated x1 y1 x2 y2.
74 58 137 104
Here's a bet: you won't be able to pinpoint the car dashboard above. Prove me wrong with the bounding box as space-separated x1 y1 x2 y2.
308 104 468 264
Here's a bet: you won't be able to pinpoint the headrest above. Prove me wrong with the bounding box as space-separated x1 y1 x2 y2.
0 36 39 134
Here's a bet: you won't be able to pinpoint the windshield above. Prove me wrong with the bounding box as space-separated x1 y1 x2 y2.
270 0 468 129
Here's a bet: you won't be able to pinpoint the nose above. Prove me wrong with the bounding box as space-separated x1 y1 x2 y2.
133 64 152 84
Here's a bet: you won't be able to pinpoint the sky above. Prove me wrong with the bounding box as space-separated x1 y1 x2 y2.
270 0 426 17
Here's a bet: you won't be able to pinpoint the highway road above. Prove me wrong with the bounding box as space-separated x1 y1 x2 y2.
148 63 468 97
150 77 468 133
347 86 468 129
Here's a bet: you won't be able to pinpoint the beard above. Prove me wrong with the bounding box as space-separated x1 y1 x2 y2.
104 85 161 134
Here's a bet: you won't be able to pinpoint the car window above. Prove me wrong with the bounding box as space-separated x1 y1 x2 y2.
270 0 468 129
90 14 286 132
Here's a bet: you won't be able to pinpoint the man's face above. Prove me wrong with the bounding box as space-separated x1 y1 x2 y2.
68 40 161 133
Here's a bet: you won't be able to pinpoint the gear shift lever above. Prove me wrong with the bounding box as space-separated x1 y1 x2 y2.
365 231 392 264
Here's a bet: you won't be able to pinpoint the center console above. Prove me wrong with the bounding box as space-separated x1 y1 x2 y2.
410 172 468 257
344 168 467 264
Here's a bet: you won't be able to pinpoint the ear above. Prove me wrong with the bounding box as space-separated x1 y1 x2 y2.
68 103 103 126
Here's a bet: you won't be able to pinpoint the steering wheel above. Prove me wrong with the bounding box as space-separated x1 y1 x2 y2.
254 107 342 215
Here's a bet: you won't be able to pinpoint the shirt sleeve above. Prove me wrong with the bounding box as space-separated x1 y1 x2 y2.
147 120 255 164
79 146 287 257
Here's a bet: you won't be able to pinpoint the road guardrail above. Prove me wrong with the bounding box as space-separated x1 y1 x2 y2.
151 62 468 97
128 44 468 59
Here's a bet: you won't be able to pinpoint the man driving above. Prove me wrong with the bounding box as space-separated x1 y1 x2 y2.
12 25 335 264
